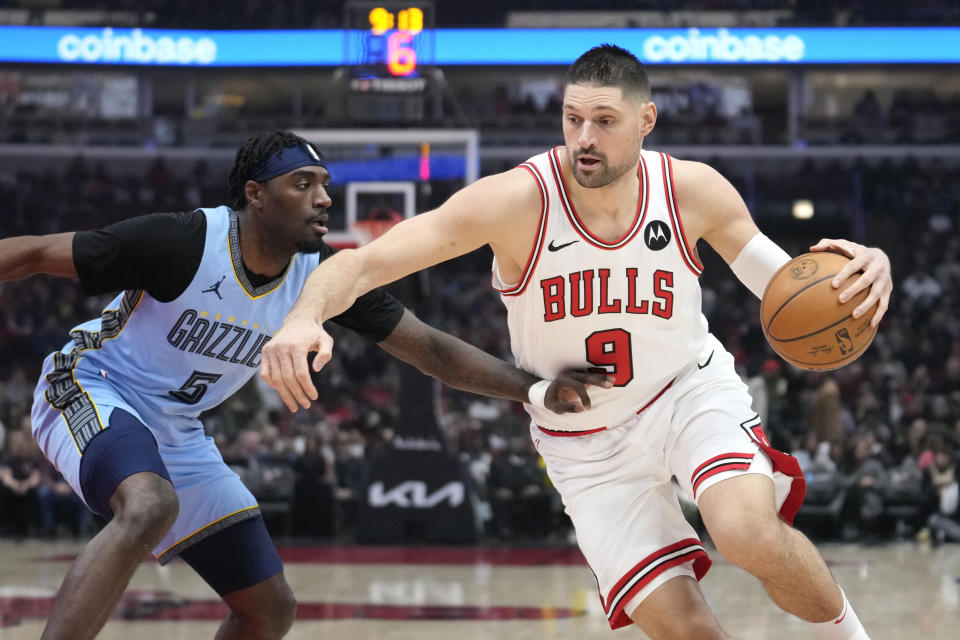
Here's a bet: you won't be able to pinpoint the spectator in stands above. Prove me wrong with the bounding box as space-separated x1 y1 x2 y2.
0 428 42 537
792 430 845 537
902 417 930 463
292 430 336 537
333 428 370 530
840 433 889 541
920 437 960 543
793 431 838 479
809 373 844 444
259 423 290 463
227 428 266 468
888 91 914 142
902 259 944 311
747 358 788 449
731 106 763 145
36 460 92 538
487 435 552 539
846 90 884 142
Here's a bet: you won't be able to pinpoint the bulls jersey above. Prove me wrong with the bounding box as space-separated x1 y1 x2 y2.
493 147 709 430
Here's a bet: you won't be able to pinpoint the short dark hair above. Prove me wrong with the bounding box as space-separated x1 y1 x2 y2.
227 130 313 210
565 44 651 102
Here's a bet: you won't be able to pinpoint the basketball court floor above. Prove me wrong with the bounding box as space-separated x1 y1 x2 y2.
0 540 956 639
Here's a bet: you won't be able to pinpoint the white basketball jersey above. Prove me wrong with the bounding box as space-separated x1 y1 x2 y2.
493 147 709 430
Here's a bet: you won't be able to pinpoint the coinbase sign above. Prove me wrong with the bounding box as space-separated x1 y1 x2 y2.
0 26 340 66
57 28 217 65
642 28 804 63
434 27 960 65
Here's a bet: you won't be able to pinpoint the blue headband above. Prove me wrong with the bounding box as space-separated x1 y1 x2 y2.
250 142 326 183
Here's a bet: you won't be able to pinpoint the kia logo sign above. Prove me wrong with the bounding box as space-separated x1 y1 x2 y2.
57 28 217 65
368 481 465 509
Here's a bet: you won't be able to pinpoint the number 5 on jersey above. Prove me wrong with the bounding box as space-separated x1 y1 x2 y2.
170 370 223 405
586 329 633 386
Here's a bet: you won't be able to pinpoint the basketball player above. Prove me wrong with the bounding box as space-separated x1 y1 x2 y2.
263 48 893 640
0 130 609 640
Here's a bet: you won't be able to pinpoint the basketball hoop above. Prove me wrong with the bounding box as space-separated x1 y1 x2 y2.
352 219 398 245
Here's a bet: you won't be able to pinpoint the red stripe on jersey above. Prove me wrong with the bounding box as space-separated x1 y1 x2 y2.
691 452 756 481
495 162 549 296
603 538 711 630
660 153 703 277
549 147 648 250
537 425 607 437
692 461 753 497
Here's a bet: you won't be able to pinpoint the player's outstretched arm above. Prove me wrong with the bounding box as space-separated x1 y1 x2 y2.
0 233 77 282
809 238 892 327
259 192 493 412
283 170 529 326
262 169 538 411
378 310 614 414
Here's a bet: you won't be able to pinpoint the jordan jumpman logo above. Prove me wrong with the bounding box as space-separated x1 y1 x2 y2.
202 275 226 300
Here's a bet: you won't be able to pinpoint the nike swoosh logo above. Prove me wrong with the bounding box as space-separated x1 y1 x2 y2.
697 350 714 369
548 239 579 252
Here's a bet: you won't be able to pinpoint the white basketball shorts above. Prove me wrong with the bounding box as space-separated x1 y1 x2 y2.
531 334 805 630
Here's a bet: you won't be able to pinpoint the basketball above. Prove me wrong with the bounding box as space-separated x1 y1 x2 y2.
761 251 878 371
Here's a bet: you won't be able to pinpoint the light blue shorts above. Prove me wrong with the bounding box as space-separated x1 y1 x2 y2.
31 352 260 564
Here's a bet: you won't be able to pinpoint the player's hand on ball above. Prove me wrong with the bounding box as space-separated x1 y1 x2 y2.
810 238 892 327
260 314 334 412
545 371 615 414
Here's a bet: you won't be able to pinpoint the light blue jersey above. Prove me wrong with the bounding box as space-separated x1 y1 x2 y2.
47 206 318 448
32 206 320 561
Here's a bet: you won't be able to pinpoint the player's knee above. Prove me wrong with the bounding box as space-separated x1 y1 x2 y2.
113 477 179 544
675 616 727 640
267 584 297 636
635 609 725 640
710 512 783 573
232 580 297 638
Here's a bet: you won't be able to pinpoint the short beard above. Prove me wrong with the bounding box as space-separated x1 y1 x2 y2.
295 237 326 253
569 139 642 188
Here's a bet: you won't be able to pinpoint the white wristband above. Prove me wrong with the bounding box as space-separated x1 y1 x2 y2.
527 380 552 409
730 232 791 299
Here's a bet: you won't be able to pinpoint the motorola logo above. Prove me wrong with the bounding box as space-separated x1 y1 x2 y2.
644 220 671 251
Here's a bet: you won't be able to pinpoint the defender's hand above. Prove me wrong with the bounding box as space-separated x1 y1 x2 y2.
810 239 892 327
545 371 615 414
260 315 334 412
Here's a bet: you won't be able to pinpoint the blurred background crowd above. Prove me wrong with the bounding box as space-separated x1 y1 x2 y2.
2 151 959 546
1 0 960 548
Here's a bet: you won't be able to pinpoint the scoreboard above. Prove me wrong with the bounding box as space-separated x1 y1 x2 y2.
343 1 435 123
343 1 435 78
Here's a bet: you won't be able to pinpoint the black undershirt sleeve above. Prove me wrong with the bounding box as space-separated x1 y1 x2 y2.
75 218 403 338
319 245 405 342
72 211 206 303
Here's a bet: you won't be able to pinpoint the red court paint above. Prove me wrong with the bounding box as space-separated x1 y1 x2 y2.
0 590 584 627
